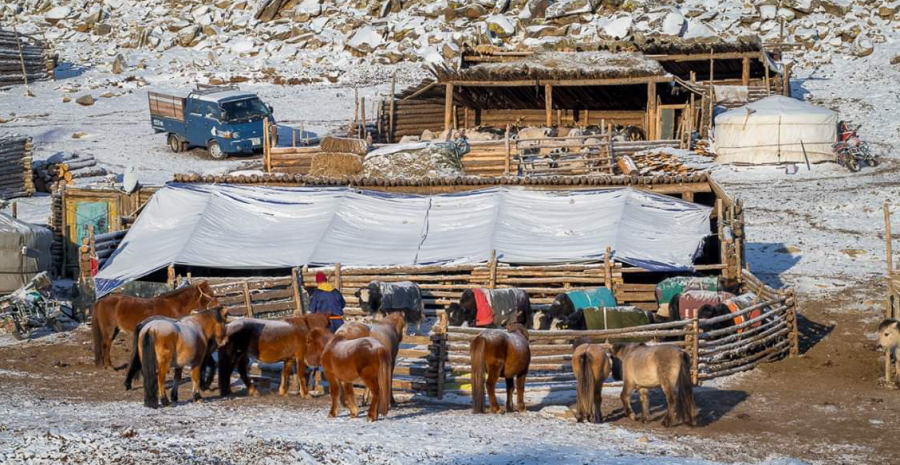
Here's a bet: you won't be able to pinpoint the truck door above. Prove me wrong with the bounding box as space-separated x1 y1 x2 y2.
186 100 220 147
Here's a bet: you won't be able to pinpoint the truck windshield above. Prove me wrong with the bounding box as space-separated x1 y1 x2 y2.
221 98 269 123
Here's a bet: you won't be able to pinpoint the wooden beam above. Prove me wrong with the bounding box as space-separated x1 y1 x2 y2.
646 51 764 62
389 73 396 142
444 76 673 87
444 83 454 132
544 84 552 127
647 81 657 140
741 57 750 87
783 62 792 97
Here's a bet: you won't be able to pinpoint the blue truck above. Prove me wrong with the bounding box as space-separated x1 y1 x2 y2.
148 85 274 159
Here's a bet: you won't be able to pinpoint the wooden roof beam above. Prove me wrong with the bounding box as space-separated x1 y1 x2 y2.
443 76 674 87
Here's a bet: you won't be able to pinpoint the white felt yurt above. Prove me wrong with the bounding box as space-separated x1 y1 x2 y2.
0 211 52 294
713 96 838 164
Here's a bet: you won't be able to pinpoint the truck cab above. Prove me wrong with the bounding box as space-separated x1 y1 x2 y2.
149 85 274 159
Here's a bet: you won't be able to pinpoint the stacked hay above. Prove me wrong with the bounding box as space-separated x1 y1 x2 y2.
320 136 368 155
309 152 363 177
0 135 35 199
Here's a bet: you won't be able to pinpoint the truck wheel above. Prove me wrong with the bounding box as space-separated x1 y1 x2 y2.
168 134 183 153
208 140 226 160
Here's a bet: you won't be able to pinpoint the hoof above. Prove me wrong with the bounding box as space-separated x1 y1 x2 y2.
192 393 202 402
161 398 171 407
366 416 377 422
628 413 637 421
328 411 337 418
247 386 259 397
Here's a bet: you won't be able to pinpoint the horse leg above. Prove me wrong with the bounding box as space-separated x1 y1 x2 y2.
170 367 182 403
108 327 121 369
342 382 359 419
279 359 293 396
516 374 527 413
638 388 650 424
325 372 340 418
157 351 172 407
660 381 676 427
361 370 381 422
190 364 202 402
620 380 636 421
593 376 603 423
237 353 256 396
504 377 515 413
296 358 310 398
486 365 501 414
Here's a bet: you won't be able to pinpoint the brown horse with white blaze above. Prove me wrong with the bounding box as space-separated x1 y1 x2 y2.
130 307 229 408
217 313 329 398
337 313 405 405
572 343 613 423
92 282 219 368
470 324 531 414
305 327 392 421
612 343 696 427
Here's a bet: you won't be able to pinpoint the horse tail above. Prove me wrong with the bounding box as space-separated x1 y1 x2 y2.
91 303 104 366
141 331 160 409
575 350 595 422
377 346 392 417
675 351 696 426
123 321 146 390
470 335 486 414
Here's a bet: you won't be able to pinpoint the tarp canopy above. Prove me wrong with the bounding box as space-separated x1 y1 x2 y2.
713 95 837 164
95 184 713 297
0 212 53 294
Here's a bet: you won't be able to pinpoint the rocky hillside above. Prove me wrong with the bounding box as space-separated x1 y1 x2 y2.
2 0 899 84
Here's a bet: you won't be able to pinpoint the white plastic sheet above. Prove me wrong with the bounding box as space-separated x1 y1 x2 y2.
95 184 712 297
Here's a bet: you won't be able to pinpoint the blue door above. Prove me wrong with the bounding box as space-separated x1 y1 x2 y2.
187 101 220 147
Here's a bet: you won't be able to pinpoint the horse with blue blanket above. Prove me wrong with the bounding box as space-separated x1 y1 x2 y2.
544 287 618 330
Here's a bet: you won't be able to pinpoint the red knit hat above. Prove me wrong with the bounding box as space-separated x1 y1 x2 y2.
315 271 327 284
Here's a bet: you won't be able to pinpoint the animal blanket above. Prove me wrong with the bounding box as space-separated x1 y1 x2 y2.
677 290 736 320
474 288 529 327
566 288 617 311
656 276 719 317
724 292 764 333
377 281 423 314
583 306 652 331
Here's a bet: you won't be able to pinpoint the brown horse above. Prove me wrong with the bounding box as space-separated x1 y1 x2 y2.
92 282 219 368
337 312 406 405
217 314 329 397
612 343 696 427
572 343 614 423
470 323 531 414
305 327 392 421
128 307 228 408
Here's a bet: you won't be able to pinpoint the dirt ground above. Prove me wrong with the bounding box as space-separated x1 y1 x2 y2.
0 282 895 465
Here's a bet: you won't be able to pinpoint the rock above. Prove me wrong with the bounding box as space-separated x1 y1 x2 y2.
601 16 632 39
231 39 256 54
297 0 322 17
486 14 516 38
72 132 88 139
819 0 852 15
684 20 716 39
852 36 874 57
879 5 900 18
891 54 900 65
45 6 72 25
346 27 384 53
448 4 487 21
256 0 290 22
62 96 71 103
777 8 796 21
75 95 95 106
94 23 112 35
785 0 815 13
519 0 550 20
177 25 200 47
112 54 126 74
662 11 686 36
759 5 777 20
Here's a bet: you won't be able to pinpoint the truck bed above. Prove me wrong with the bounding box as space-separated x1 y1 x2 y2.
148 92 186 122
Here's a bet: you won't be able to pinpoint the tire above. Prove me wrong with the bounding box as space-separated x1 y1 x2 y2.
847 158 860 172
50 317 64 333
207 140 226 160
9 317 29 341
168 134 183 153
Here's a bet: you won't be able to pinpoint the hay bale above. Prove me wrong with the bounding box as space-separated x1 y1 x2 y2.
309 152 363 177
320 136 368 155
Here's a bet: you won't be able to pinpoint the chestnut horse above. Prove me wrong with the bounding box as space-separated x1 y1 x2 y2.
217 314 329 397
127 307 228 408
337 312 406 405
612 343 696 427
92 282 219 368
470 324 531 414
305 327 392 421
572 343 614 423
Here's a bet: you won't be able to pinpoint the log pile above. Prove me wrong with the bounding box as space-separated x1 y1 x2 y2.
47 186 64 273
618 151 697 175
0 135 35 199
0 29 55 88
32 153 109 193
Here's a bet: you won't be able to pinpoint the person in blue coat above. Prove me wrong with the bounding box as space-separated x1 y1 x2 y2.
310 271 345 332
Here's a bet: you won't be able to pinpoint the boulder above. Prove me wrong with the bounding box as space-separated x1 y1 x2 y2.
94 23 112 35
891 54 900 65
45 6 72 25
601 16 632 39
851 36 874 57
76 95 95 106
177 25 200 47
662 11 686 36
112 54 126 74
347 26 384 53
759 5 777 20
486 14 516 38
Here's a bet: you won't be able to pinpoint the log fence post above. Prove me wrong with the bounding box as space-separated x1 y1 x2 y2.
787 289 799 358
604 247 612 291
504 125 511 175
691 315 700 385
291 267 302 315
489 250 497 289
242 279 253 317
335 263 342 292
885 200 894 319
263 117 270 173
444 83 454 132
166 264 175 287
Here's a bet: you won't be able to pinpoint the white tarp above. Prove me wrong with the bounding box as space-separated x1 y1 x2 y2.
713 95 837 164
94 184 712 297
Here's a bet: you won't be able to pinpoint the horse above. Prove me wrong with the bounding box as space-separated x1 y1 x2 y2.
611 125 646 142
305 327 392 421
216 314 329 398
125 307 228 408
878 318 900 385
123 316 218 392
356 281 424 335
336 312 405 405
557 307 655 332
656 276 740 319
447 288 532 329
92 281 220 368
545 288 617 329
470 323 531 414
611 343 696 427
572 343 614 423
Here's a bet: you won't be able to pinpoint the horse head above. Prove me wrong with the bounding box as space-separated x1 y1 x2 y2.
547 293 574 321
304 327 334 367
878 319 900 351
718 277 741 295
355 282 381 315
196 281 220 309
193 306 229 347
698 304 732 331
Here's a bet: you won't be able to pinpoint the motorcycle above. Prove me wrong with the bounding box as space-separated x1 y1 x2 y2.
833 122 878 172
1 272 72 340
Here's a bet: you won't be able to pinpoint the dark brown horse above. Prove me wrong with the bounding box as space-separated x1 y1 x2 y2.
470 323 531 414
305 327 392 421
612 343 696 427
572 343 613 423
92 282 219 368
217 314 329 398
337 312 406 405
127 307 228 408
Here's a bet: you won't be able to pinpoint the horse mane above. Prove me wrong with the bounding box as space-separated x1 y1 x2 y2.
879 318 900 332
157 281 207 298
190 306 226 322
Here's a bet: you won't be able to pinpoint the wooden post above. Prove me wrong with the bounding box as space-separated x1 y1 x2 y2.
263 117 270 173
291 267 303 315
708 53 715 136
444 83 454 132
389 73 396 143
61 182 68 276
242 279 253 316
353 88 359 137
604 247 612 290
544 84 552 127
556 108 562 126
691 315 700 385
741 56 750 87
166 264 175 287
489 250 498 289
783 62 792 97
464 107 469 129
886 200 894 319
435 333 447 399
504 124 511 175
717 198 726 270
334 263 342 292
11 201 16 219
647 81 657 140
361 96 367 139
788 289 799 357
761 52 771 97
291 127 296 147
